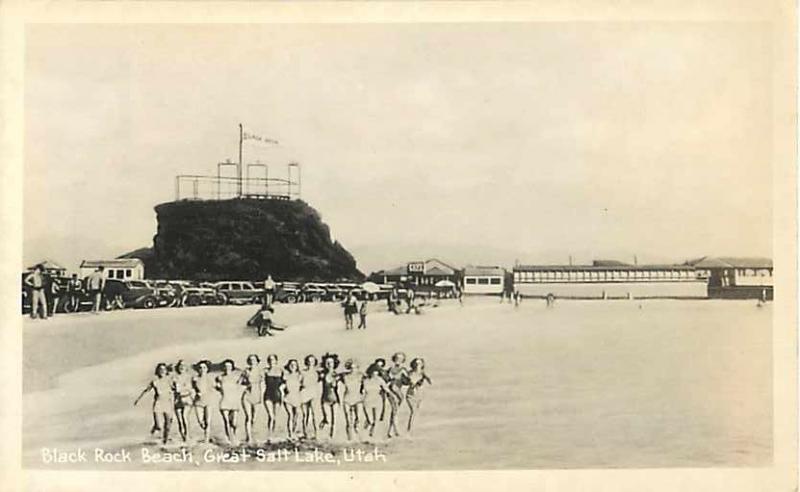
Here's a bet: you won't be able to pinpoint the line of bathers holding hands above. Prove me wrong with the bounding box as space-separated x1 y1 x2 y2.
134 351 433 445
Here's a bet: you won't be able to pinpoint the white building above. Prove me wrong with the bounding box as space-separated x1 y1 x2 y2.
463 266 505 295
80 259 145 281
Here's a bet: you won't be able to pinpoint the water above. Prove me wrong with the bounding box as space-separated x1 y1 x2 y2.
22 299 772 469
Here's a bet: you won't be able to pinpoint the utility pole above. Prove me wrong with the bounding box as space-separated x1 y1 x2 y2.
238 123 244 198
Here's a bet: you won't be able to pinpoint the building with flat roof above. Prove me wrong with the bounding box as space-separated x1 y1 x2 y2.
687 257 772 299
463 266 505 295
79 259 145 281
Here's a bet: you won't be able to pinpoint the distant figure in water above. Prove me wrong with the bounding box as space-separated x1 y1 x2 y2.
546 293 556 307
133 362 173 445
405 358 432 434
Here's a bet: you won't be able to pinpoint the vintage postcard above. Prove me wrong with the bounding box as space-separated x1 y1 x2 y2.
0 0 796 491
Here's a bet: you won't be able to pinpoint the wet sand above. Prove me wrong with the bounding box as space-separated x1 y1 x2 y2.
22 298 772 470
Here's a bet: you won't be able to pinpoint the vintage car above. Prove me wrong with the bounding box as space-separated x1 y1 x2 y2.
300 283 328 303
177 281 222 306
213 281 263 305
102 279 160 310
274 282 303 304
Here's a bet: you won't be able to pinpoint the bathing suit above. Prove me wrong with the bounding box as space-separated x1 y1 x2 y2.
192 374 213 407
283 372 302 407
241 366 265 406
299 368 321 404
405 371 428 407
264 371 284 404
151 377 173 414
321 371 340 405
362 377 385 409
171 373 193 409
342 372 364 407
216 372 243 411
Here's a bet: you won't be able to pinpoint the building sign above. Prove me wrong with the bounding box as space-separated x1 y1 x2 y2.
407 261 426 274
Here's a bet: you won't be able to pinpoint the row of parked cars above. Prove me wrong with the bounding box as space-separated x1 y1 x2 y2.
22 276 394 314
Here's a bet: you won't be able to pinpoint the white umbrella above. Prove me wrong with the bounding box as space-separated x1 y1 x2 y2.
361 282 381 294
434 280 456 288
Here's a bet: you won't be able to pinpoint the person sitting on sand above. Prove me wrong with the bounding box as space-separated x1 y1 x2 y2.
171 360 193 442
191 360 214 443
362 364 390 437
239 354 264 445
299 355 322 439
405 358 433 434
133 362 173 445
341 359 365 441
282 359 303 440
263 354 284 439
215 359 242 445
319 353 342 439
385 352 411 438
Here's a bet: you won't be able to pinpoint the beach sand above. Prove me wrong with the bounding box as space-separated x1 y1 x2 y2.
22 298 772 470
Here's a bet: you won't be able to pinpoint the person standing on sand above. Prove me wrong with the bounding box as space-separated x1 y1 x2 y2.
282 359 303 440
191 360 213 443
24 264 48 319
362 364 390 437
66 274 83 312
239 354 264 445
405 358 433 434
216 359 242 445
343 293 358 330
263 354 284 439
319 353 342 439
385 352 410 439
341 359 365 441
86 266 105 314
171 360 193 442
48 273 62 315
263 275 276 307
299 355 322 439
358 297 368 329
133 362 173 445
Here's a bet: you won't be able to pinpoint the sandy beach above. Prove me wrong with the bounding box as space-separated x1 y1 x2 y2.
22 298 772 470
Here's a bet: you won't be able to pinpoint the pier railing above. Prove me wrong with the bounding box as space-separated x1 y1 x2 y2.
174 175 299 201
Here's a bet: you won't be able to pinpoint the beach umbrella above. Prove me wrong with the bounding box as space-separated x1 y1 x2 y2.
435 280 456 288
361 282 381 293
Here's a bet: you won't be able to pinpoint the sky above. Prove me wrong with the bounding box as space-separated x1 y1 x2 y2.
23 22 773 275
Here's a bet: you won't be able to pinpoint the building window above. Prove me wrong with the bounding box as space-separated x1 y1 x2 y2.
126 269 132 278
490 278 501 285
466 278 476 285
478 278 489 285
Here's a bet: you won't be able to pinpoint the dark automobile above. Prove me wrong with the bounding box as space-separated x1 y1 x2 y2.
214 281 263 305
178 281 221 306
323 284 347 302
300 283 327 303
274 282 302 304
104 279 159 309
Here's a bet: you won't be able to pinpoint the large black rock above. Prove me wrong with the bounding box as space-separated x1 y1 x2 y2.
120 199 362 281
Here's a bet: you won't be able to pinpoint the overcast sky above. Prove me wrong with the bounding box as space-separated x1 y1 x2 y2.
24 22 773 275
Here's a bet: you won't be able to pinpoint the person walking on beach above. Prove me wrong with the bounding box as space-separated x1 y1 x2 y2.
387 290 399 314
341 359 365 441
263 354 284 439
191 360 213 443
385 352 410 439
405 289 416 314
405 358 433 434
216 359 242 445
282 359 303 440
24 265 48 319
343 293 358 330
300 355 321 439
65 274 83 313
239 354 264 445
86 266 105 314
171 360 193 442
358 297 368 329
319 353 341 439
362 364 390 437
133 362 173 445
263 275 276 307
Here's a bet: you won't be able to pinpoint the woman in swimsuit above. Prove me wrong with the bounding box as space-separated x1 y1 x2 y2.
366 358 389 422
362 364 389 437
133 362 173 445
216 358 242 445
341 359 365 441
282 359 303 440
192 360 213 443
385 352 410 438
171 359 193 442
239 354 264 445
263 354 284 439
319 353 341 439
299 354 321 439
405 358 433 434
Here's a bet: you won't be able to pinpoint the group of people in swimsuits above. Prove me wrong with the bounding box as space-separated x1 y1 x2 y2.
133 352 432 446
